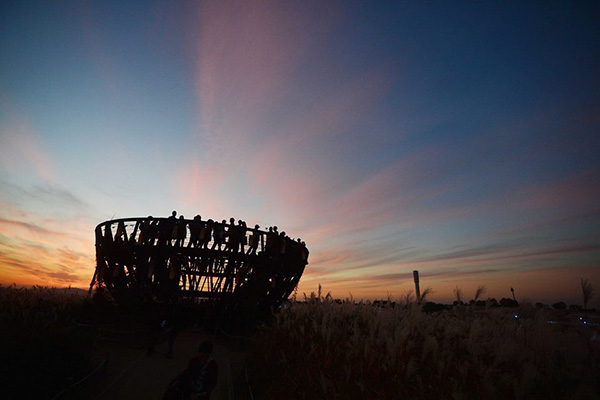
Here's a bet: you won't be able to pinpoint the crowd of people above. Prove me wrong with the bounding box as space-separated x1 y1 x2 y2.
127 211 309 262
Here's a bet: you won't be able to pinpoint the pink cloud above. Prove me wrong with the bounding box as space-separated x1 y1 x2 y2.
516 169 600 212
0 218 68 239
173 2 600 305
282 147 464 243
243 69 390 217
176 162 228 209
192 1 334 146
0 116 55 182
178 2 362 222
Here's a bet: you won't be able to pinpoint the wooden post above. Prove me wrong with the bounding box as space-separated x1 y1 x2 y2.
413 270 421 303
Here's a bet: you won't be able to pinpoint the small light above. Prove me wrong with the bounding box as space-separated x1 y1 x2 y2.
514 314 518 319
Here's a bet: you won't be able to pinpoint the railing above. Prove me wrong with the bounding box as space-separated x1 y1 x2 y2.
91 217 309 304
94 217 307 257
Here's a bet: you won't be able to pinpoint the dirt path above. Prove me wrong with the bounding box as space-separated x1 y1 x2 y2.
66 328 251 400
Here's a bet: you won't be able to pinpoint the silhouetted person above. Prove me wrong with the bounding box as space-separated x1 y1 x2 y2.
163 340 218 400
271 226 280 255
211 220 226 250
202 219 213 248
288 238 301 261
160 211 177 246
188 215 202 248
279 231 287 255
228 219 246 253
225 217 240 252
301 241 309 263
146 306 166 356
247 224 260 254
271 231 282 257
139 216 153 244
164 306 186 359
265 226 275 253
238 220 247 253
189 340 218 399
176 215 187 247
170 211 179 246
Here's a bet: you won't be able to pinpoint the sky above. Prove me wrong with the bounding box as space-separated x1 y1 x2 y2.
0 0 599 306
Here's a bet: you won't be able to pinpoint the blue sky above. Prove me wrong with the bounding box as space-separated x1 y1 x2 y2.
1 1 598 305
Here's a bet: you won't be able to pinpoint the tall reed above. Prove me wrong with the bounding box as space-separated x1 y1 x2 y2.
249 295 599 399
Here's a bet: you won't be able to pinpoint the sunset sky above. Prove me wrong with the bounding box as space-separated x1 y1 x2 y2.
1 1 598 306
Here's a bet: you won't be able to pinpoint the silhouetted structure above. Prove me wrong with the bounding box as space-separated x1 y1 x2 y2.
413 270 420 303
89 216 308 313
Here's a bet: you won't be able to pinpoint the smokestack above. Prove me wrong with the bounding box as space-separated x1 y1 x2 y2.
413 270 421 303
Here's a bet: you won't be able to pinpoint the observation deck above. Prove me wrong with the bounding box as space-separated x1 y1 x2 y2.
90 216 308 309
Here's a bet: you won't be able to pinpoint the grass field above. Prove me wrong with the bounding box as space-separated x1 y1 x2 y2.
3 284 599 399
249 294 600 399
0 285 114 400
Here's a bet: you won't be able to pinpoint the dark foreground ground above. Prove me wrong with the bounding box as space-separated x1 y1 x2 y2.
2 285 598 399
60 328 251 400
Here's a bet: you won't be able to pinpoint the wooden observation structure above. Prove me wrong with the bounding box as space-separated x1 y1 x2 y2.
89 216 308 311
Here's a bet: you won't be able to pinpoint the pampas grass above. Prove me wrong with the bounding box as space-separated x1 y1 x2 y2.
249 292 599 399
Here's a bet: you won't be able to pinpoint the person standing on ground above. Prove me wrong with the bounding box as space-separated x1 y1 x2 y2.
189 340 218 400
163 340 219 400
165 306 186 359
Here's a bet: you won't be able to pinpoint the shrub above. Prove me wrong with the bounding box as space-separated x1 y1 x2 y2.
552 301 567 310
422 302 446 313
499 298 518 307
